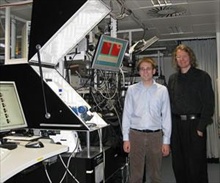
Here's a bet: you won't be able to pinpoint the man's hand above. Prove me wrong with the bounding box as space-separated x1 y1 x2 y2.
123 141 131 153
197 130 203 137
162 144 170 157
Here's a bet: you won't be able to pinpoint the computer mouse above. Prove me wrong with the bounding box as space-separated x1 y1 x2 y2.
25 140 44 148
104 112 114 117
86 123 97 128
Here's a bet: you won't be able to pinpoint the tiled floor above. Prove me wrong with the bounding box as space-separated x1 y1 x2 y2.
107 154 220 183
107 140 220 183
161 155 220 183
161 155 175 183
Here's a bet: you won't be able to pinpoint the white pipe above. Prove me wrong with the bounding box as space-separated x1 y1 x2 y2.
216 32 220 116
110 17 117 38
0 10 28 23
11 18 16 59
5 7 10 64
157 50 161 76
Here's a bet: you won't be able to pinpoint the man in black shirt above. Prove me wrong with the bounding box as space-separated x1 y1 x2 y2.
168 44 215 183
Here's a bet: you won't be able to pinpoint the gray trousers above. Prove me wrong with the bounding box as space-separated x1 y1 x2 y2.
128 129 163 183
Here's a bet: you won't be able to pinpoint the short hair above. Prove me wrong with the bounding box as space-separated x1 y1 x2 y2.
172 44 198 70
136 57 157 71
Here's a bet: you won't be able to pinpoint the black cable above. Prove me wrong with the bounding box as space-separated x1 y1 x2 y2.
36 44 51 119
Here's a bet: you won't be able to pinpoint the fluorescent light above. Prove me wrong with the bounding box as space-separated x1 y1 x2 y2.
169 26 183 34
151 0 172 6
0 43 5 48
29 0 110 65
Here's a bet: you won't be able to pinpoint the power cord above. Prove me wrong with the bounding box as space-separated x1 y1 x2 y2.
42 137 81 183
98 129 105 183
43 161 52 183
125 156 130 183
59 154 80 183
58 137 81 183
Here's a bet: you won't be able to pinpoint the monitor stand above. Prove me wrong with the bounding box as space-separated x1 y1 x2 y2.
0 137 17 150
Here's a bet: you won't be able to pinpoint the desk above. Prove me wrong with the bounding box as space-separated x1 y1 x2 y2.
5 146 127 183
0 139 68 183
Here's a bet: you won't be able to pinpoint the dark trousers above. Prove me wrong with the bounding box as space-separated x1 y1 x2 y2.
171 118 208 183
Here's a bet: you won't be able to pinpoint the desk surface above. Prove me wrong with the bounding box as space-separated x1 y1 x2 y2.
0 139 68 183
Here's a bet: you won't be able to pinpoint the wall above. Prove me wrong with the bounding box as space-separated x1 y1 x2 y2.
217 32 220 119
162 56 175 84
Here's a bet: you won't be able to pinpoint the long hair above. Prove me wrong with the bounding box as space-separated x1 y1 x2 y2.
172 44 198 70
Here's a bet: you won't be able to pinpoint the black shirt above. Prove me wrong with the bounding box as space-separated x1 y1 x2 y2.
168 67 215 131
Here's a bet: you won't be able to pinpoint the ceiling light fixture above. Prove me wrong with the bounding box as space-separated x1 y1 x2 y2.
151 0 172 6
148 6 186 17
169 26 183 34
0 43 5 48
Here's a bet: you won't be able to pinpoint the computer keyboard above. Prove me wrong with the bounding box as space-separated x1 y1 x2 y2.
0 147 11 161
4 135 41 141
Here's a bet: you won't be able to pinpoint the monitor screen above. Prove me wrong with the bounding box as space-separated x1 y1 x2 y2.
0 81 28 132
91 34 128 72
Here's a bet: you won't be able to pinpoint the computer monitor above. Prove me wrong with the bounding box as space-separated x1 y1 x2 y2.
0 81 28 133
0 64 92 131
91 34 128 72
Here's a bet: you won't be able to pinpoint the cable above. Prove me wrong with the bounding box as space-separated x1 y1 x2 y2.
119 67 125 88
43 162 53 183
42 136 81 183
125 156 130 183
90 92 104 111
108 0 148 39
92 71 118 100
59 155 80 183
58 136 81 183
97 129 105 183
109 0 125 20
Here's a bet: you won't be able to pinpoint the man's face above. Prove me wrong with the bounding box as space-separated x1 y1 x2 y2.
139 62 155 82
176 49 191 70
